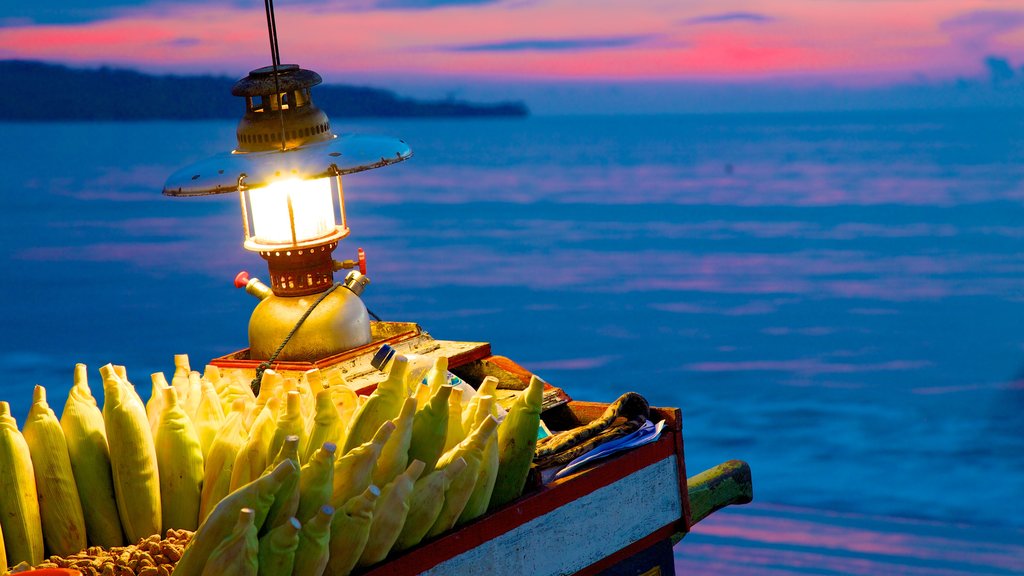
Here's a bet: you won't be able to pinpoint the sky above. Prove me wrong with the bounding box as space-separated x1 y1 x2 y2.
2 0 1024 113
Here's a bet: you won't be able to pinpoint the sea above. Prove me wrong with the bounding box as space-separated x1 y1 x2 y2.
2 112 1023 574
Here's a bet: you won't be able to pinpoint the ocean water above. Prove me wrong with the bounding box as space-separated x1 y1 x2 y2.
2 112 1023 573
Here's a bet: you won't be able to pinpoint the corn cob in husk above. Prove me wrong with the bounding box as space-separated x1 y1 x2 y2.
60 363 124 548
303 391 341 464
268 392 305 466
194 381 225 459
0 522 7 574
341 356 411 454
199 399 248 523
147 372 169 435
393 456 466 552
425 357 449 398
257 517 300 576
490 374 545 510
292 505 333 576
407 384 451 475
231 397 281 492
102 364 162 543
171 355 191 407
296 443 335 524
261 436 300 534
357 459 425 568
154 387 204 532
443 390 465 454
23 385 87 556
200 507 258 576
427 416 498 538
331 420 394 508
371 397 416 488
459 395 500 523
175 459 298 576
326 485 379 576
0 401 44 565
185 372 203 420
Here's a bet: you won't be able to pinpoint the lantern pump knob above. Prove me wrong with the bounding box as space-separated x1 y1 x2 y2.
234 271 251 289
358 247 367 275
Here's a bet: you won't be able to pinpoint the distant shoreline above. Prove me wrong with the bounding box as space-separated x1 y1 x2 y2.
0 60 529 121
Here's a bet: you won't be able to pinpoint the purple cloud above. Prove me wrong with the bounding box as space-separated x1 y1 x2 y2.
941 9 1024 51
682 12 774 25
443 35 656 52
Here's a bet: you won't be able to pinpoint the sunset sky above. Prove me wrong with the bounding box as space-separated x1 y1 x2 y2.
3 0 1024 112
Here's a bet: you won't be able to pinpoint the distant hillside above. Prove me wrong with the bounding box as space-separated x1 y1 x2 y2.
0 60 528 120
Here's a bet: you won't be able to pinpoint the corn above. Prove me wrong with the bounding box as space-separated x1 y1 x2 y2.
261 437 300 534
301 369 325 397
199 399 248 523
175 459 298 576
325 486 379 576
459 395 499 524
154 387 204 532
200 507 258 576
0 522 7 574
203 364 222 390
292 505 333 576
0 401 44 565
371 397 416 488
393 456 466 552
490 375 545 510
100 364 161 543
193 381 225 460
257 517 300 576
268 392 305 466
443 390 465 454
291 375 314 430
147 373 169 435
303 391 341 464
231 397 281 492
185 372 203 420
296 443 336 524
60 363 124 548
427 416 498 538
171 355 191 408
331 421 394 508
327 385 358 448
425 357 449 398
341 355 411 454
408 385 452 475
357 460 425 568
23 385 87 556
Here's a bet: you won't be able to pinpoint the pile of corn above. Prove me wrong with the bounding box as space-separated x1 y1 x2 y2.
0 352 544 576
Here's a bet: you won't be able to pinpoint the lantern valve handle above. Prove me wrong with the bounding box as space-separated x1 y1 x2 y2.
332 248 368 275
234 271 251 289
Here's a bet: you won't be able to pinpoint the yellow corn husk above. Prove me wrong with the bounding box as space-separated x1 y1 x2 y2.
101 363 161 543
490 375 545 510
184 371 203 421
231 397 281 492
303 391 341 464
292 505 333 576
326 486 379 576
425 357 449 398
60 363 124 548
413 383 430 412
0 401 43 566
371 397 416 488
291 376 314 429
194 381 225 460
176 460 298 576
257 517 300 576
331 421 394 508
200 507 258 576
443 390 465 454
147 372 169 434
393 456 466 552
459 414 499 524
408 385 452 475
23 385 87 557
427 416 498 538
269 392 306 465
296 443 336 524
114 365 148 414
220 374 256 419
199 399 248 523
261 436 300 534
341 356 412 454
302 369 326 397
357 460 424 568
0 521 7 575
171 354 191 403
202 364 222 389
155 387 204 532
249 371 284 428
327 386 358 450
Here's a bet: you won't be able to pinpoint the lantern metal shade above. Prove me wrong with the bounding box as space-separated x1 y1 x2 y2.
162 133 412 197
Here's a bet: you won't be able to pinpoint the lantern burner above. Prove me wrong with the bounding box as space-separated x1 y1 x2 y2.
232 64 333 153
258 241 337 297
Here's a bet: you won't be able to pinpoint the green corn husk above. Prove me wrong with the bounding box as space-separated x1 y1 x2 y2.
258 517 300 576
296 443 336 524
154 387 205 532
231 397 281 492
331 421 394 508
23 385 87 556
200 507 258 576
326 486 379 576
407 385 451 475
459 396 499 524
341 356 412 454
393 456 466 552
302 391 341 464
0 521 7 574
0 402 44 565
371 397 416 487
261 436 300 534
291 505 333 576
194 381 225 460
175 459 298 576
425 357 449 398
60 363 124 548
199 399 248 523
489 375 545 510
443 391 465 454
101 363 162 543
427 416 498 538
147 372 168 435
357 461 425 568
268 392 306 465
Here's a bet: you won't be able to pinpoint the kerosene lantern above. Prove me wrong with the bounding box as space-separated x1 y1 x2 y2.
163 3 410 367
